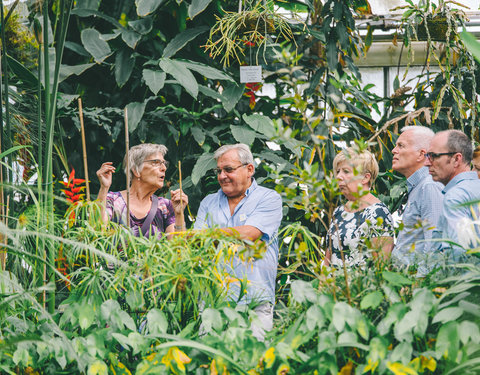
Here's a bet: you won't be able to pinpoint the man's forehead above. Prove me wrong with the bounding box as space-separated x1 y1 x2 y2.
217 150 240 163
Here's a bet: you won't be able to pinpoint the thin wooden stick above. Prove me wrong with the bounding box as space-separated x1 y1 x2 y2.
125 107 130 225
0 196 8 271
178 161 184 225
78 98 90 201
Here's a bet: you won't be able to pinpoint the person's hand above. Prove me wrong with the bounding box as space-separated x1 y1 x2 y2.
96 162 115 189
171 189 188 214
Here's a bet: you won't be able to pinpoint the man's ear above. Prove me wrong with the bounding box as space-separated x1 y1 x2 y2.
246 163 255 177
418 149 427 162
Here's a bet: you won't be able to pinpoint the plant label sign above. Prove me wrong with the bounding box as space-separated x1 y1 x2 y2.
240 66 262 83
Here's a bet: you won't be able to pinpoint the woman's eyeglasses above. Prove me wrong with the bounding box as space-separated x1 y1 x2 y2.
144 159 169 168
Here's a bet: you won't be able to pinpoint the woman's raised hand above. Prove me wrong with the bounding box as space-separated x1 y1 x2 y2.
170 189 188 214
96 162 115 189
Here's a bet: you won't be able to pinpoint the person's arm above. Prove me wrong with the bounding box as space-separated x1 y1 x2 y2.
372 236 394 259
242 191 283 243
220 225 262 241
96 162 115 224
165 189 188 238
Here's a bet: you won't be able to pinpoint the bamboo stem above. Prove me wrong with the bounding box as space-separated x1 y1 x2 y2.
78 98 90 201
125 107 130 224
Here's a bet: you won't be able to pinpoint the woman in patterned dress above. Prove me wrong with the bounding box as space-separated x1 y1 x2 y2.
326 148 394 267
96 143 188 239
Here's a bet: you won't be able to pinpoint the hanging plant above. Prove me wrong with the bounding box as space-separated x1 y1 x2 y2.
203 0 297 67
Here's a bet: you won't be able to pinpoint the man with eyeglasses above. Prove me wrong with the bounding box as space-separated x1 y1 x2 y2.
391 126 443 275
194 143 282 340
424 130 480 257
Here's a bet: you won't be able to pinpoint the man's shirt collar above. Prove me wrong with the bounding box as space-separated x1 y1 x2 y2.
443 171 479 194
406 166 430 193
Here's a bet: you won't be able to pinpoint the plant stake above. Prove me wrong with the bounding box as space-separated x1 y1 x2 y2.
125 107 130 223
178 161 184 226
78 98 90 200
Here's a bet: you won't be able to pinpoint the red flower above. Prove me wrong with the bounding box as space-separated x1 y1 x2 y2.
60 168 86 204
244 82 262 109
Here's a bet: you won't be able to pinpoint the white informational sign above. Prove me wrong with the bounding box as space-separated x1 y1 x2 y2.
240 66 263 83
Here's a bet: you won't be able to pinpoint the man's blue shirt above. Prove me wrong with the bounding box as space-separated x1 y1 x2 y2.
194 178 283 304
392 167 444 271
435 171 480 251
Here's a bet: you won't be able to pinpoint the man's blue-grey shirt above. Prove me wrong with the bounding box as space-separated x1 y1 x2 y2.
435 171 480 251
194 179 283 304
392 167 444 269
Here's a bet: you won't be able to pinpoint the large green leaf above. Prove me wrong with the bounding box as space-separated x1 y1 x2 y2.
436 321 459 360
432 307 463 324
191 153 216 185
121 29 141 49
59 63 95 82
81 28 112 63
221 83 244 112
128 18 153 34
136 0 165 17
191 126 206 146
382 271 413 287
126 102 146 132
360 290 383 310
115 49 135 87
147 309 168 334
188 0 213 19
230 125 257 145
142 69 166 95
243 113 275 138
6 55 38 89
159 58 198 98
180 60 234 82
461 29 480 63
162 26 209 58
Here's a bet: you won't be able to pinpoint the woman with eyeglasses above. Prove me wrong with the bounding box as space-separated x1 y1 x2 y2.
96 143 188 238
326 148 394 268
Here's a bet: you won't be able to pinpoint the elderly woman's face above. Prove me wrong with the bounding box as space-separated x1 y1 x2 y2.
335 161 369 201
473 155 480 178
138 152 167 189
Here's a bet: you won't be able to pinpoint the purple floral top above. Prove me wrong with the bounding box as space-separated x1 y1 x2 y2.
106 191 175 238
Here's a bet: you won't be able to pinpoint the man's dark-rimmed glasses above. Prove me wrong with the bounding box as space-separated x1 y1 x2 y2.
425 152 457 161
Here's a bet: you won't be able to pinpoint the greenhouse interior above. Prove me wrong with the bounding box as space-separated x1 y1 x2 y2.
1 0 480 373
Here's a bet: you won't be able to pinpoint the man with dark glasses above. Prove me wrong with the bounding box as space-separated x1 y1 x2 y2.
425 130 480 258
194 143 282 340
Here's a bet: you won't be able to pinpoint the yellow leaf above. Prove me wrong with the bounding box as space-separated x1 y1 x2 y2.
386 362 418 375
173 347 191 369
364 359 379 373
338 360 353 375
88 360 108 375
210 359 218 375
277 363 290 375
264 347 275 368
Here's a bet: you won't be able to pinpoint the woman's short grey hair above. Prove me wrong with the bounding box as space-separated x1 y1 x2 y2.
445 130 473 164
401 125 434 151
214 144 255 168
123 143 168 181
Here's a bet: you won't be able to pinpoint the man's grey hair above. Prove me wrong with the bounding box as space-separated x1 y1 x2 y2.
123 143 168 181
214 143 255 169
444 129 473 164
400 125 434 151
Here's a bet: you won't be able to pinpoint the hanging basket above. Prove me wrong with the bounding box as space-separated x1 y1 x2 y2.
416 15 449 42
